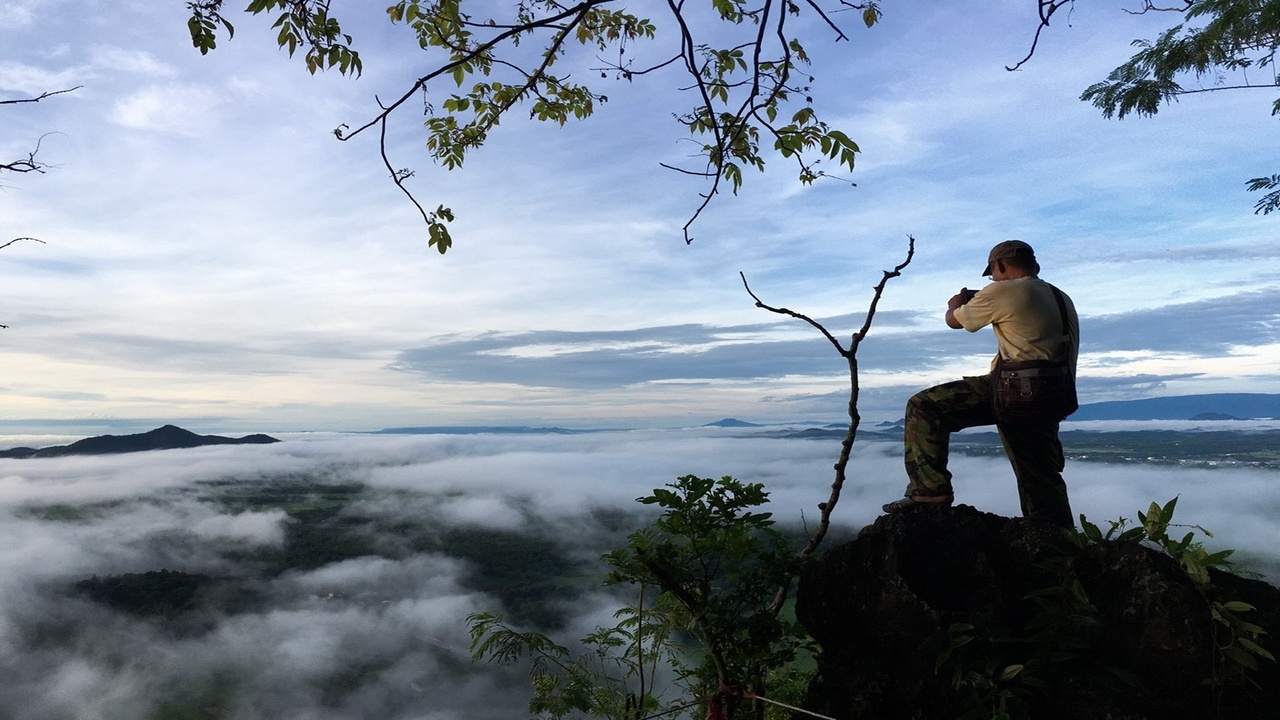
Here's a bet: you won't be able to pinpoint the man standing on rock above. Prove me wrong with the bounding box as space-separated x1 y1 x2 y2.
883 240 1080 528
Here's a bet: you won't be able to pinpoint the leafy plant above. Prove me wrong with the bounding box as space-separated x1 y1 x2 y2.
604 475 813 719
469 474 814 719
1079 497 1235 584
468 603 689 720
1077 498 1275 683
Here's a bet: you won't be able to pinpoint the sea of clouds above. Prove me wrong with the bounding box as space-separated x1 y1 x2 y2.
1 429 1277 719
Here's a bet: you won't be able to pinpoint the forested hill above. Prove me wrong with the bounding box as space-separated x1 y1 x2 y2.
0 425 278 459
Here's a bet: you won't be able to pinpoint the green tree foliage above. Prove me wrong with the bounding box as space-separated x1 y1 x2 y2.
74 569 215 617
183 1 877 250
1080 0 1280 213
469 474 814 720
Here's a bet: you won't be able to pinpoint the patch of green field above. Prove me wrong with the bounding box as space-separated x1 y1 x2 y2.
15 500 128 522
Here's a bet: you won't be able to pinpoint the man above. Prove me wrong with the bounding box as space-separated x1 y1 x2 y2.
883 240 1080 528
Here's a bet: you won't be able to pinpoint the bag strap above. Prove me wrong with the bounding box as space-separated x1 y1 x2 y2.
1047 284 1073 362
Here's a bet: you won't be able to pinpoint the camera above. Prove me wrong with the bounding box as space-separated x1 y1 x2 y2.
963 288 978 301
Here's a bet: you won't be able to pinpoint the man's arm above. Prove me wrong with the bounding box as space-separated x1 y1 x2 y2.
945 289 973 329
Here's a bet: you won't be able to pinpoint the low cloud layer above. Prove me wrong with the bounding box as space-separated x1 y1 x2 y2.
0 430 1277 718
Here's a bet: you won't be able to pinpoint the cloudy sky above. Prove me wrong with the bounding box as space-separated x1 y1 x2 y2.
2 1 1279 434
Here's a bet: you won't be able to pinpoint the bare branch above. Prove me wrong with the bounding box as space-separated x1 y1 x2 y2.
668 0 726 245
1006 0 1072 72
739 272 848 356
590 52 683 80
3 89 78 179
0 86 82 106
0 237 46 251
1167 82 1280 96
753 235 915 614
380 113 430 228
1 133 64 176
0 237 46 329
1123 1 1193 14
810 1 851 41
851 235 915 348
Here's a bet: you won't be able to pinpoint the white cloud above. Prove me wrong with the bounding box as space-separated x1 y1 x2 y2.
0 61 81 94
0 431 1275 719
88 46 176 79
190 508 286 544
109 83 223 134
0 0 44 30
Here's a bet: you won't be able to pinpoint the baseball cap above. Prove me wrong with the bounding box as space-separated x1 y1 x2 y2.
982 240 1035 276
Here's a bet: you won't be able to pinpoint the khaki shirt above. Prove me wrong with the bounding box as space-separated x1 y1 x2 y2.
952 276 1079 374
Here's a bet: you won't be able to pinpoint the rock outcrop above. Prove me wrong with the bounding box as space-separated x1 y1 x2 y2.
796 505 1280 720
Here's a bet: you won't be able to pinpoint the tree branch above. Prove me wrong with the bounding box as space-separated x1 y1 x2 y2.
337 1 612 143
198 3 863 248
1123 1 1193 14
745 235 915 614
0 237 46 251
739 273 848 356
1 133 64 176
1007 0 1072 71
0 86 82 106
0 237 46 328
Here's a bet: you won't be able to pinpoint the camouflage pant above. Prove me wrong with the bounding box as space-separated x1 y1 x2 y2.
903 375 1074 527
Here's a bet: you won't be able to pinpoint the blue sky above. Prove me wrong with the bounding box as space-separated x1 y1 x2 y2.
2 0 1279 434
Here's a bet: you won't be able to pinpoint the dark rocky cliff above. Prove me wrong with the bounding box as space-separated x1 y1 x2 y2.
795 505 1280 720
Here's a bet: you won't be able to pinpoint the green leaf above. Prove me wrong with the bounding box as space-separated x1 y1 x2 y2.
999 664 1024 681
1239 637 1276 662
1202 549 1234 566
428 222 452 253
1117 527 1145 543
1181 557 1210 585
1234 620 1268 635
1081 518 1103 542
1221 644 1258 670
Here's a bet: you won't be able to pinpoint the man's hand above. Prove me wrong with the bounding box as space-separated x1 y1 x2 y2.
948 288 975 310
945 288 973 329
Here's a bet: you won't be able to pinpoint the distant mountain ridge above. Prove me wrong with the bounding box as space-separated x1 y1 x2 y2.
703 418 763 428
374 425 590 435
0 425 279 459
1070 393 1280 421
